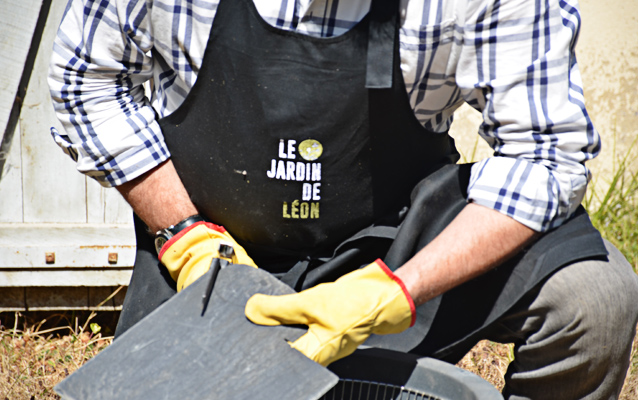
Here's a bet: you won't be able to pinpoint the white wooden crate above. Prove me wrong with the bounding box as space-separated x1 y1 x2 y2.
0 0 136 311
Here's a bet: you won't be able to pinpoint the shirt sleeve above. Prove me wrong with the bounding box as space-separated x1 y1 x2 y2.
455 0 601 232
48 0 169 187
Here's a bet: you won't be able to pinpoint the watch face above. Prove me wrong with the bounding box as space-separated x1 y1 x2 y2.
155 236 169 255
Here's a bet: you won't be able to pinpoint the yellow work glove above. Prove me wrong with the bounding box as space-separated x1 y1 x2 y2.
159 222 257 291
245 259 415 366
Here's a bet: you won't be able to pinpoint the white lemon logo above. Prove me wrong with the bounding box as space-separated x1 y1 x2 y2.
298 139 323 161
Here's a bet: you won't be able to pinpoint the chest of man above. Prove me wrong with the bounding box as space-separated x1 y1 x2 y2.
150 0 463 132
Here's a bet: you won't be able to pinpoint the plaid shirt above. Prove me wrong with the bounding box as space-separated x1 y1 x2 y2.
49 0 600 232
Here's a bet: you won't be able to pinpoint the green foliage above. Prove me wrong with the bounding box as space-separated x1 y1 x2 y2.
89 323 101 335
584 138 638 272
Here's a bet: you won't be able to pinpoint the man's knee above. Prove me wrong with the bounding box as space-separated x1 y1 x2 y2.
544 240 638 335
498 240 638 399
499 240 638 343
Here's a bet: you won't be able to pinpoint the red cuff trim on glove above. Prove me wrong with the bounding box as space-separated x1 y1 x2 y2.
158 221 227 260
202 221 226 234
374 259 416 327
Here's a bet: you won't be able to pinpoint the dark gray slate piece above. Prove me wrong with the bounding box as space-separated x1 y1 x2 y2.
55 264 338 400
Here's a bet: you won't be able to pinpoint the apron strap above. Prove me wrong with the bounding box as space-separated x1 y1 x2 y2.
365 0 399 88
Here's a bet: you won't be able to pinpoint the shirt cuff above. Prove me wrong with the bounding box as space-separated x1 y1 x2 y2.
52 108 171 188
467 157 587 232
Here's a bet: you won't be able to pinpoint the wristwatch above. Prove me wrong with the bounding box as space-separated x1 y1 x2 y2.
154 214 206 255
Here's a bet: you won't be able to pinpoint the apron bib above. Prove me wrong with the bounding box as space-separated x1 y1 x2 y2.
158 0 458 271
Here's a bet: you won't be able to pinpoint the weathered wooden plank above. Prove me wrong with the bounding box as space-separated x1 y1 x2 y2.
0 286 126 311
87 177 133 224
88 286 127 309
27 287 89 310
21 0 87 223
0 0 43 143
0 223 136 268
0 120 24 222
0 287 26 310
104 188 133 224
0 270 133 287
86 177 106 224
0 244 136 268
23 287 125 311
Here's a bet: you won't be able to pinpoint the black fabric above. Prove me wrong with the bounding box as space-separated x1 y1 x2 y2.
279 224 400 291
365 0 398 88
157 0 457 270
115 214 177 337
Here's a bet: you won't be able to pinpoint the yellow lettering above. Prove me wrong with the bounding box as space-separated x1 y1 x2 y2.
284 201 319 219
300 202 309 218
282 202 291 218
310 202 320 218
291 200 300 218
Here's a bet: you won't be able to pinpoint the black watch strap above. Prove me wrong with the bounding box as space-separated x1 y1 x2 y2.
154 214 206 255
168 214 207 235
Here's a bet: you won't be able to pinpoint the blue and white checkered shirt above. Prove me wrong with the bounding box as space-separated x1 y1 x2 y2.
49 0 600 232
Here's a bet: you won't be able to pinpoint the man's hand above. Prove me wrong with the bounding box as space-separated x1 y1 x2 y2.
115 159 258 291
245 260 415 366
160 222 257 291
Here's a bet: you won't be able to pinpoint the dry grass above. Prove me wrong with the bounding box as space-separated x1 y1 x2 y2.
456 333 638 398
0 312 113 399
1 312 636 399
456 340 513 392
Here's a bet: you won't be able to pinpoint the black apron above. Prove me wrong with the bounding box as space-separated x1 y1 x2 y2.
158 0 457 272
116 0 608 363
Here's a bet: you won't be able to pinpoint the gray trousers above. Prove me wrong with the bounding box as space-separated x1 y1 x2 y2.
486 240 638 399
